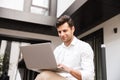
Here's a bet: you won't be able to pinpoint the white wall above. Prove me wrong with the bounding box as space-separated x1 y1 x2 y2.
103 14 120 80
78 14 120 80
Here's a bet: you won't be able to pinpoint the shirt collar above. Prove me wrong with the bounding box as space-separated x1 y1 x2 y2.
62 36 77 47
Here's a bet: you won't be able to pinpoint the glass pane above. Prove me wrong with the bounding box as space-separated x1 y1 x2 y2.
32 0 49 8
31 7 48 16
0 0 24 11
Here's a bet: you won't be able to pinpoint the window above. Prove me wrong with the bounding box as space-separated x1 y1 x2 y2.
0 0 24 11
31 0 50 16
0 36 51 80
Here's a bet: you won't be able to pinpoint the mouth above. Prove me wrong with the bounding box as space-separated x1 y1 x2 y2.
61 37 67 41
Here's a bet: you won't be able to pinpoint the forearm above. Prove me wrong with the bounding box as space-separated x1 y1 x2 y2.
58 64 82 80
69 69 82 80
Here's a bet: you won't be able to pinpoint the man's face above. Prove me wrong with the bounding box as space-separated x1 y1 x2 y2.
57 22 75 43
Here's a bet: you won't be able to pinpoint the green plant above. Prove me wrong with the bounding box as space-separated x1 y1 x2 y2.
0 54 4 76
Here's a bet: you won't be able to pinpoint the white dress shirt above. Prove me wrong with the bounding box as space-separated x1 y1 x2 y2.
54 36 94 80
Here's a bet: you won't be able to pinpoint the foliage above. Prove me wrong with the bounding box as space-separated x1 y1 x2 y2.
0 54 4 76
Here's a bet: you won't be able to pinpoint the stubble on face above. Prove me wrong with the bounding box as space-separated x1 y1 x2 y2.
57 23 74 46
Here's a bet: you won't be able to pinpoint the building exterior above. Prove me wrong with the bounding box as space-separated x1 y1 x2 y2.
0 0 120 80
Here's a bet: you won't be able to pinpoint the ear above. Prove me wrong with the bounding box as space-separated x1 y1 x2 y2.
72 26 75 33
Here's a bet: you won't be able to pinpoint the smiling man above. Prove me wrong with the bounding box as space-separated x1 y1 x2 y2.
35 15 94 80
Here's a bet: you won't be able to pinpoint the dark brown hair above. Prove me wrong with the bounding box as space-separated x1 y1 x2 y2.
56 15 74 28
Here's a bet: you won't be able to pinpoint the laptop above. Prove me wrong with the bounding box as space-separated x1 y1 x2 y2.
20 42 63 72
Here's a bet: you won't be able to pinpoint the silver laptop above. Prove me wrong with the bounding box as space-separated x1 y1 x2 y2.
20 42 62 72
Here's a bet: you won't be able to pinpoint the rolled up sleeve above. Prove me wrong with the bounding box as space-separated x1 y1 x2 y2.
80 44 95 80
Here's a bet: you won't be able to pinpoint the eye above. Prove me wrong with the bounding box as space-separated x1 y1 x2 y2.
63 30 67 33
58 31 61 34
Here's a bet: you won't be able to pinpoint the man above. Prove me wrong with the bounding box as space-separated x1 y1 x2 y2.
35 15 94 80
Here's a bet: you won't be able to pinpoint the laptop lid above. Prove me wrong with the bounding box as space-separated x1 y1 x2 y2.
20 42 58 72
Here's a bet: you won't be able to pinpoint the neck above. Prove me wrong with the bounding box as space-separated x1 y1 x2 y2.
64 36 74 46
